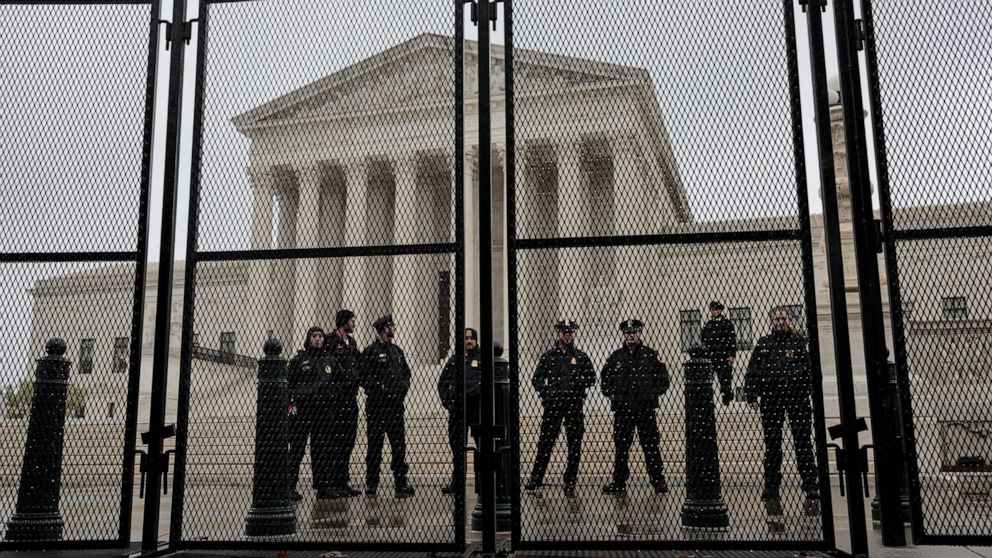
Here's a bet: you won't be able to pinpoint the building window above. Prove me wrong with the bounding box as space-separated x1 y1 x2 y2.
679 310 702 352
79 339 95 375
729 307 753 350
107 402 116 418
266 329 274 340
192 332 200 347
220 332 236 354
942 296 968 320
784 304 805 334
112 337 128 374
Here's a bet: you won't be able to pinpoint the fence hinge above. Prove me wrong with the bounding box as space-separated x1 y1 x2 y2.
466 0 500 29
873 218 884 253
855 18 866 51
162 18 199 50
799 0 827 13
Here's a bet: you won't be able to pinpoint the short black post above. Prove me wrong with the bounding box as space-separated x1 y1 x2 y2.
245 338 295 537
5 339 71 541
472 341 513 532
871 359 912 524
681 346 729 530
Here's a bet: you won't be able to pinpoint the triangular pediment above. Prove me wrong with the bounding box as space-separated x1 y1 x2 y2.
233 34 647 131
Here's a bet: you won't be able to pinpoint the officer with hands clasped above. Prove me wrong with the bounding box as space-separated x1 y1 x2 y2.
524 319 596 498
700 301 736 406
601 319 671 495
286 325 326 501
359 314 415 498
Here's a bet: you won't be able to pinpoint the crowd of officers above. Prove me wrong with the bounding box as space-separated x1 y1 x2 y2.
288 303 821 517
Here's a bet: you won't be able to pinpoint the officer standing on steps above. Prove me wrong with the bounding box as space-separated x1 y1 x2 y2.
744 306 820 517
600 319 671 495
437 327 482 495
524 319 595 498
317 309 362 499
700 301 736 406
286 326 325 501
359 314 415 498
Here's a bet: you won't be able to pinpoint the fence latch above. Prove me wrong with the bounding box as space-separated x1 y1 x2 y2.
855 18 866 51
799 0 827 13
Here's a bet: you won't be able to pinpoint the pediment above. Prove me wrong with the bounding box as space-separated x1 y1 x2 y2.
233 34 646 132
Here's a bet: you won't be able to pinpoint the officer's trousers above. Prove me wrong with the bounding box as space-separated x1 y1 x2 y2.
759 393 818 499
445 400 480 489
365 399 409 488
529 403 585 488
313 396 358 494
288 398 318 491
611 407 666 488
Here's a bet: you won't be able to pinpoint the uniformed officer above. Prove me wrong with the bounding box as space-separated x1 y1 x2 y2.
359 314 415 497
286 326 325 500
600 319 671 495
524 319 595 497
744 306 820 516
700 301 736 406
314 309 362 499
437 327 482 495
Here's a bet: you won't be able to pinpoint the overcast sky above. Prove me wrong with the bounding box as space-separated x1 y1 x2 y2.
2 1 991 384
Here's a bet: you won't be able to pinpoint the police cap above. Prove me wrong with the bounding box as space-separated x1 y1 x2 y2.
372 314 395 332
709 301 725 311
555 319 579 333
620 319 644 333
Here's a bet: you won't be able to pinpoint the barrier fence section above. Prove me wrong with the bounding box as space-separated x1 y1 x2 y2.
0 0 157 551
167 0 467 551
504 0 836 551
863 0 992 545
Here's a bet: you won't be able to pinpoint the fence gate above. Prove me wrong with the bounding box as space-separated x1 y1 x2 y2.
504 0 841 552
0 0 157 552
168 0 467 552
862 0 992 546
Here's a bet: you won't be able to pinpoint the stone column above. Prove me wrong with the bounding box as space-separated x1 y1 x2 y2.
247 167 275 344
465 145 480 330
342 159 368 321
273 172 298 345
493 144 509 346
555 140 584 321
611 135 647 319
292 163 323 338
392 153 420 353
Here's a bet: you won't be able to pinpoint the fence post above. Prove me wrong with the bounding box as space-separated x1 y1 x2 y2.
472 340 512 532
245 338 295 536
681 347 730 530
5 339 72 541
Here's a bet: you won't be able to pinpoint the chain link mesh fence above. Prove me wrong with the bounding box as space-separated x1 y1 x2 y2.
505 0 833 546
865 0 992 540
0 1 154 547
172 0 464 547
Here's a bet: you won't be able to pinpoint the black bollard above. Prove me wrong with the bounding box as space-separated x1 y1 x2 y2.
245 338 296 537
681 346 730 530
871 358 912 524
471 341 512 532
6 339 72 541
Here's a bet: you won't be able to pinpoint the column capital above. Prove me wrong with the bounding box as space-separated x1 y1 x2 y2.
246 166 275 188
467 145 480 173
293 161 325 183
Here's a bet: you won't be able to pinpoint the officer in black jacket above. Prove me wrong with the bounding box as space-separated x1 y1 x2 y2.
286 326 325 500
600 319 671 494
360 314 415 497
700 301 736 406
314 309 362 499
524 319 595 497
744 306 819 516
437 327 481 495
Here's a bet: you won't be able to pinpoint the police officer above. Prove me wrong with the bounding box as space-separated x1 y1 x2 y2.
286 326 325 500
359 314 415 497
744 306 819 516
315 309 362 499
524 319 595 498
700 301 736 406
437 327 482 495
600 319 671 495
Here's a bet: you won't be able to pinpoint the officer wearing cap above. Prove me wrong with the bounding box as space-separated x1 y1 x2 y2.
524 319 595 497
313 309 362 499
286 326 325 501
600 319 671 495
436 327 482 495
700 301 736 406
745 306 819 517
359 314 415 497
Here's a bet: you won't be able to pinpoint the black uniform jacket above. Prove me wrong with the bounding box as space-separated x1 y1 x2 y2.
532 343 595 407
359 340 412 402
324 333 361 400
437 347 481 411
701 315 737 361
287 347 327 401
601 342 670 411
744 329 811 404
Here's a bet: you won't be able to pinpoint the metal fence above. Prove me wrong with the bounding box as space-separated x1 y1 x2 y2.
0 0 156 551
